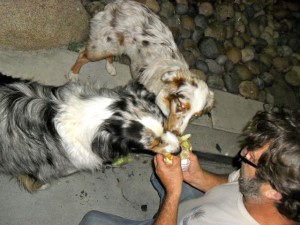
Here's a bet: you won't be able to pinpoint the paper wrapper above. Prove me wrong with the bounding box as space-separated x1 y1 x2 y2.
179 134 192 171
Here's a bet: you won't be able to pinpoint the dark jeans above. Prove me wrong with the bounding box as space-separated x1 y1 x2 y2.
79 173 204 225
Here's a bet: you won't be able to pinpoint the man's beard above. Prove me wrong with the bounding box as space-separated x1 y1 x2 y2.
239 166 262 199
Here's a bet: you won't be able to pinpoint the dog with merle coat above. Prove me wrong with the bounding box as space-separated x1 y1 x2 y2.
0 73 180 192
67 0 214 135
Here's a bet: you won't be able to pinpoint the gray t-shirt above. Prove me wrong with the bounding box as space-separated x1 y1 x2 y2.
177 170 260 225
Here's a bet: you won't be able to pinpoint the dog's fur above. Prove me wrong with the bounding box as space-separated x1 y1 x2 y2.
0 73 180 192
68 0 214 135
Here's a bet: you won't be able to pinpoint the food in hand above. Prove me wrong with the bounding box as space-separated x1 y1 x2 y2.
163 134 192 171
163 153 173 165
179 134 192 171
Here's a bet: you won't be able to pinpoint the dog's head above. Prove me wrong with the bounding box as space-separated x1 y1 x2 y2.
92 117 181 162
91 81 181 162
156 69 214 135
138 117 181 155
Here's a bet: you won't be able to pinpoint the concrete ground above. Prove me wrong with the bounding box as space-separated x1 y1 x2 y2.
0 47 264 225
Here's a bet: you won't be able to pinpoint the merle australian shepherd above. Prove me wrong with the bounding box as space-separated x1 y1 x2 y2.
0 73 180 192
67 0 214 135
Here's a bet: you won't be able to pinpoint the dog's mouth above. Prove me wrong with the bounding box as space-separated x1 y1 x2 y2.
171 147 182 156
171 130 180 136
138 143 182 156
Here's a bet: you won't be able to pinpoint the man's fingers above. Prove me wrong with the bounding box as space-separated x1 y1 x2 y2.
189 152 198 161
154 154 181 168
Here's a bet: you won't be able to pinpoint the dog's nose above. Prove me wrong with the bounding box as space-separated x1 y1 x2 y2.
172 130 180 136
171 145 182 156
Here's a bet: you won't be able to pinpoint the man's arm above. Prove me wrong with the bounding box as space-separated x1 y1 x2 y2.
183 152 228 192
153 154 183 225
153 191 180 225
152 152 229 225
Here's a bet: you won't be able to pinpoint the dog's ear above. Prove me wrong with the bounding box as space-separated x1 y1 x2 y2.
91 129 119 162
160 70 179 83
127 81 156 103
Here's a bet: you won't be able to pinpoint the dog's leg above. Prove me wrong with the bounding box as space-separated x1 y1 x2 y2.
67 47 117 81
106 56 117 76
66 50 90 82
16 175 49 193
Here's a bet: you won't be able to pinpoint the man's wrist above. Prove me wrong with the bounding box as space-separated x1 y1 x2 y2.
165 188 182 201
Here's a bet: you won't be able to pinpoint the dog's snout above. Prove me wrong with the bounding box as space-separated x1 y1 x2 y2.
171 145 182 156
172 130 180 136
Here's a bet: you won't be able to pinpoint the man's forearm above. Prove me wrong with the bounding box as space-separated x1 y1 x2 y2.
154 193 180 225
191 169 228 192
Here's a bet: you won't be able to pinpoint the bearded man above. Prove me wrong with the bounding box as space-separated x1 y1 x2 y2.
80 110 300 225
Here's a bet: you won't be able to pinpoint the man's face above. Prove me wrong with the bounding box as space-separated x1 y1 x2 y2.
238 144 270 200
239 169 262 198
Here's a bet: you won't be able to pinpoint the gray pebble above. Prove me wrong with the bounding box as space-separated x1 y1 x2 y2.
194 15 208 29
205 59 224 74
176 4 189 15
224 60 235 72
216 55 228 66
195 59 209 73
191 28 204 44
207 74 225 90
224 72 241 94
252 76 265 90
199 38 219 59
261 72 274 87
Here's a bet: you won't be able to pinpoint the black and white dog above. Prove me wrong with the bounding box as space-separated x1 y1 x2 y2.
0 73 180 192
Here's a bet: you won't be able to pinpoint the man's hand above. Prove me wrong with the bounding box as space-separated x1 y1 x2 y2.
153 154 183 225
154 154 183 196
183 152 228 192
182 152 204 188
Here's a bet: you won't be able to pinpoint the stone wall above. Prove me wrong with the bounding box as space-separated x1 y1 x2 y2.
82 0 300 110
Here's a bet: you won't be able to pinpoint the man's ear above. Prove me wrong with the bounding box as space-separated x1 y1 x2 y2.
266 189 282 201
263 184 282 201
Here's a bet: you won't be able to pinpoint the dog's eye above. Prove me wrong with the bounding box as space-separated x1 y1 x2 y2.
172 93 187 113
175 98 185 112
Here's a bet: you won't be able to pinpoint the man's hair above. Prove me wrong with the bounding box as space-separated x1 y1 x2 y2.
240 110 300 222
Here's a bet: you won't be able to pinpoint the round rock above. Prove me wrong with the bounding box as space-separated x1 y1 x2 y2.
241 48 255 62
199 38 219 59
0 0 89 50
234 64 253 81
239 81 259 100
226 47 242 64
285 66 300 87
198 2 214 17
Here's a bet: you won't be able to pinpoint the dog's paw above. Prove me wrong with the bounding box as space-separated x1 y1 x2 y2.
38 183 51 191
65 71 79 82
106 62 117 76
16 175 50 193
